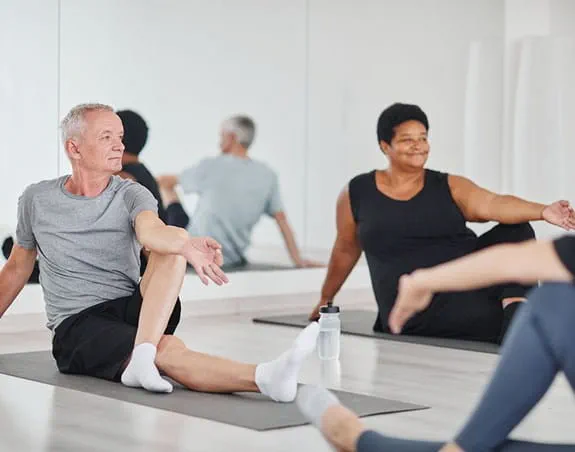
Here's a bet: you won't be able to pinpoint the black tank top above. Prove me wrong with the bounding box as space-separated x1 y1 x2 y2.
349 169 478 325
122 162 167 223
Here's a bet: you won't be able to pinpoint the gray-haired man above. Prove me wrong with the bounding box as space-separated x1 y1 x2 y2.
158 115 322 269
0 103 320 399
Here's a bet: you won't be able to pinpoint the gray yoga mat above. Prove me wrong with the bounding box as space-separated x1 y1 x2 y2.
0 351 427 431
253 310 500 354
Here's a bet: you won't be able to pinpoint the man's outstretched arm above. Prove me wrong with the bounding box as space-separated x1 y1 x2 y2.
134 210 227 286
0 245 37 317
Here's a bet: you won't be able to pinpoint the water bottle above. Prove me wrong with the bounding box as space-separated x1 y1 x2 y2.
317 304 341 360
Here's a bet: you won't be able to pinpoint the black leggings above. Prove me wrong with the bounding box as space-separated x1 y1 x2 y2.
384 223 536 343
475 223 536 301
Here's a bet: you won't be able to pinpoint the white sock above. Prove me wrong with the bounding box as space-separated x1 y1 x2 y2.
296 385 340 429
255 322 320 402
121 342 173 393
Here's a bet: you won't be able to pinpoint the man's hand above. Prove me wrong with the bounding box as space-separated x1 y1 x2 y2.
181 237 229 286
0 244 37 317
542 200 575 231
388 273 434 334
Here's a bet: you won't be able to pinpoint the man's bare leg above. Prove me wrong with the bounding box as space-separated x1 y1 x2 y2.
122 251 320 399
155 322 320 401
155 335 258 393
136 252 186 345
121 252 186 392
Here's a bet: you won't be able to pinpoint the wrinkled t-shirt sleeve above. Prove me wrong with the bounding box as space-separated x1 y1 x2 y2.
15 186 37 250
123 183 159 226
179 160 208 195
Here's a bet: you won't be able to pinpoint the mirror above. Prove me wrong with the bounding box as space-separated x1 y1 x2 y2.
2 0 575 273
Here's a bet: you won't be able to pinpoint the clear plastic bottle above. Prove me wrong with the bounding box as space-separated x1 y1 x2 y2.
317 304 341 360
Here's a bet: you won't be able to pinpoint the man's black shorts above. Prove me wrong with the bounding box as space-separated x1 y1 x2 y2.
52 285 181 381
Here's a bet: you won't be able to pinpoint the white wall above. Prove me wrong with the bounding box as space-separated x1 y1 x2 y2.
462 39 504 193
502 0 551 195
551 0 575 36
2 0 574 254
304 0 505 249
58 0 308 249
503 0 575 239
0 1 59 231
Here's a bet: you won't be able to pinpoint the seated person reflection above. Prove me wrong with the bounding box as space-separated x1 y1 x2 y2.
158 115 322 269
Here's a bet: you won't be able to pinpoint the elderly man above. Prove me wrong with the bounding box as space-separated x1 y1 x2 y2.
158 115 323 269
0 103 319 399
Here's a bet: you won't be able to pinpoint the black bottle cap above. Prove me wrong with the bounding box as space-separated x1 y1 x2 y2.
320 305 340 314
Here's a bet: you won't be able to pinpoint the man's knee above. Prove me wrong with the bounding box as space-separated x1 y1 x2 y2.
149 252 187 272
156 335 186 363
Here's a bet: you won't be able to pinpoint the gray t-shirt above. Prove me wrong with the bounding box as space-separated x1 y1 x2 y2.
15 175 157 330
180 154 283 266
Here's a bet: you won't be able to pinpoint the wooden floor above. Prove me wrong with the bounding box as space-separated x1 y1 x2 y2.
0 292 573 451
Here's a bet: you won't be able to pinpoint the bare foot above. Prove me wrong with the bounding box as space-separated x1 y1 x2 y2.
321 405 366 452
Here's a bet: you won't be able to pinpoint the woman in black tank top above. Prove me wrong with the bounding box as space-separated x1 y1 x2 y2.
310 103 575 343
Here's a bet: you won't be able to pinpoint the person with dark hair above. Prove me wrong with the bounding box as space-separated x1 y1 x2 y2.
3 110 171 280
115 110 169 225
297 234 575 451
309 102 575 343
158 115 322 269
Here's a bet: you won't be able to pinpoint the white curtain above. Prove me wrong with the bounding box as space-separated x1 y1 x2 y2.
464 36 575 239
510 36 575 238
463 40 504 193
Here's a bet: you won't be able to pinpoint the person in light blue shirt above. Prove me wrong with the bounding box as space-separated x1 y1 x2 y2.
158 115 322 269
